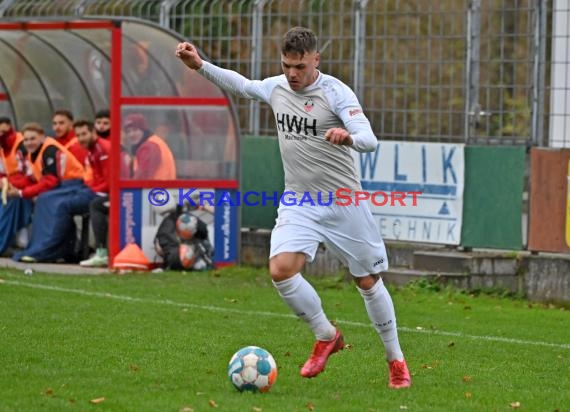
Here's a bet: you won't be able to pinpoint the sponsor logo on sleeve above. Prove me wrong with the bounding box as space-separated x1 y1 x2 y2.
349 108 363 117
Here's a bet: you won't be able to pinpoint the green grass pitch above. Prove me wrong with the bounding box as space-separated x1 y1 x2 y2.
1 266 568 411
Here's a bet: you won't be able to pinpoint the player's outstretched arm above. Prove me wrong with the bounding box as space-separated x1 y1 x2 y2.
175 42 272 102
175 42 203 70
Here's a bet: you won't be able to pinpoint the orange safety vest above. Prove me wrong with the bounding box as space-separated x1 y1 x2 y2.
27 137 85 182
0 132 23 175
133 135 176 180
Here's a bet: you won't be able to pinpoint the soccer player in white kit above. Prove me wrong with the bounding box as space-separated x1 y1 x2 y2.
176 27 411 388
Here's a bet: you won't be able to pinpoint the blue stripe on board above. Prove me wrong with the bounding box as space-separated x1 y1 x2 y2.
371 213 457 221
361 181 457 196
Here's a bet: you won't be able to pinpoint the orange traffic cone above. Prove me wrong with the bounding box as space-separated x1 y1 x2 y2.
112 243 151 271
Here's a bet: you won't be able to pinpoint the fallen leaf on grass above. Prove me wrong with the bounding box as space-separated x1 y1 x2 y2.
421 360 439 369
344 343 353 350
129 364 140 372
464 392 472 398
509 401 521 408
209 399 218 408
90 397 105 404
43 388 54 397
462 375 472 382
306 402 315 411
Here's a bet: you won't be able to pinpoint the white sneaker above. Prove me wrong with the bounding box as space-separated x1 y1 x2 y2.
80 248 108 267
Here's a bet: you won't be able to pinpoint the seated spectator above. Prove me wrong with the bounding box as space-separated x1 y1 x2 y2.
8 122 84 199
11 122 86 262
94 109 111 139
80 111 138 268
0 117 33 255
94 108 132 179
124 113 176 180
52 109 88 166
78 118 114 267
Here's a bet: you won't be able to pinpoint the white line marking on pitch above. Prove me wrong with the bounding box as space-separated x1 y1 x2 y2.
3 279 569 350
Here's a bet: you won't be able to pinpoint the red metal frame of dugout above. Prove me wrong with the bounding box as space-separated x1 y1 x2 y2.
0 20 238 266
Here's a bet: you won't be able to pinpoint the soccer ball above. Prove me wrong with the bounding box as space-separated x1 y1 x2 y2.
178 243 197 269
227 346 277 392
176 213 198 240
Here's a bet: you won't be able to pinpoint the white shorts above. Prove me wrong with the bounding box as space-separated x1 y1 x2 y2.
269 202 389 276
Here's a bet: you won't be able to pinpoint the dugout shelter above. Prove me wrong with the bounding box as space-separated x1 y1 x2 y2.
0 18 240 267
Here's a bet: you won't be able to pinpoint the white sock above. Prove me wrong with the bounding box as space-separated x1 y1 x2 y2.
273 273 336 341
358 278 404 361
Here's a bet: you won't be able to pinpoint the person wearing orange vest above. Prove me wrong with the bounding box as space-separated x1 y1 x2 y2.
52 109 89 168
11 122 86 262
123 113 176 180
7 123 84 199
0 117 33 256
0 117 24 178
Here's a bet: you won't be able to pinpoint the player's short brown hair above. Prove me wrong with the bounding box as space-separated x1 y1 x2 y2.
53 109 74 121
281 27 318 57
73 119 94 131
21 122 44 135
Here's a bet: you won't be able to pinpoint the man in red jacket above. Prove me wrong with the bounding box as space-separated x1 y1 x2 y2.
94 108 132 179
80 118 113 267
13 120 107 263
52 109 89 167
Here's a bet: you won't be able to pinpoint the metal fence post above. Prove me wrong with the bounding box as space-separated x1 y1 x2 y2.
73 0 90 16
159 0 178 29
531 0 547 147
353 0 368 101
249 0 265 136
0 0 16 17
464 0 481 142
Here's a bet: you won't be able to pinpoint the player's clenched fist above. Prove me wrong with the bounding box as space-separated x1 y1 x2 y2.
325 127 353 146
175 42 203 70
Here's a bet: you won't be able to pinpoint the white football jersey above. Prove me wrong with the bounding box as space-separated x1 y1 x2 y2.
198 63 378 198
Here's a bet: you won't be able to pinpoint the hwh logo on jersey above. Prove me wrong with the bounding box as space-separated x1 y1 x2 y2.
276 113 317 136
